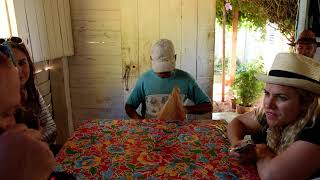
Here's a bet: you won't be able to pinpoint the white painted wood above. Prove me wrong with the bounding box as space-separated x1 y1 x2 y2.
5 0 17 36
121 0 139 77
51 0 63 58
0 0 11 37
72 107 125 128
43 0 56 59
138 0 160 75
38 80 51 96
34 70 49 85
73 30 121 56
34 0 50 60
63 0 74 56
69 55 122 66
57 0 68 56
71 93 123 109
159 0 182 69
181 0 197 77
50 58 73 143
71 10 120 31
197 0 214 78
69 65 122 81
62 57 74 134
12 0 33 59
25 0 43 62
70 0 120 11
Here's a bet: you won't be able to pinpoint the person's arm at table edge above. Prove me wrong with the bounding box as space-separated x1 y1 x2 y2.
125 104 144 119
227 111 262 146
255 141 320 180
184 102 212 114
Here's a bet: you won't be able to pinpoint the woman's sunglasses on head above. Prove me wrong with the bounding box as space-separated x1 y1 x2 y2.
0 36 23 45
0 39 18 66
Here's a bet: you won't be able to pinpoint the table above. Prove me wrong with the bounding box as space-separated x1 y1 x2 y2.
55 119 259 179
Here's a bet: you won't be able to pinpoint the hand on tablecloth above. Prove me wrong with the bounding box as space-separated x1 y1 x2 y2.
229 139 257 163
0 124 55 180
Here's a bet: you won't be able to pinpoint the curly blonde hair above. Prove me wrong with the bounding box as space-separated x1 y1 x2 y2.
257 89 320 154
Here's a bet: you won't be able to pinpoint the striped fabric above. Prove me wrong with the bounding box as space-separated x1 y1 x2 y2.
38 90 57 144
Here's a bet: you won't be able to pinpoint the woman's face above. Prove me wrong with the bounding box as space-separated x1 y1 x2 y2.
263 83 302 127
0 52 20 117
13 48 30 87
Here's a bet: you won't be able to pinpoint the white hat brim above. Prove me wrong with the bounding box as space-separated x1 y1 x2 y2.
257 74 320 94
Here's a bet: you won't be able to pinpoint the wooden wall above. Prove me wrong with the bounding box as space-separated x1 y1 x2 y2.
69 0 216 125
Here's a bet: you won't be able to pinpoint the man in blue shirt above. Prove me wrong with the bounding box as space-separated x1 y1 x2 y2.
125 39 212 119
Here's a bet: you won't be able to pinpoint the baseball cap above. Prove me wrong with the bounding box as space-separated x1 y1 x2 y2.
151 39 176 73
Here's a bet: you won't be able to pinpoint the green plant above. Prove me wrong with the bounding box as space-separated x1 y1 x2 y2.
214 56 241 74
231 59 265 107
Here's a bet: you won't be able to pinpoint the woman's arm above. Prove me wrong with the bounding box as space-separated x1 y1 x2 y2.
227 111 262 146
38 92 57 143
256 141 320 180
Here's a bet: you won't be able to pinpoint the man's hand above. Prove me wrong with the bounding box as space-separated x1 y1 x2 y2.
0 124 55 180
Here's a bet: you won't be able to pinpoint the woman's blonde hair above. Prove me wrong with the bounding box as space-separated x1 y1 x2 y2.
257 88 320 154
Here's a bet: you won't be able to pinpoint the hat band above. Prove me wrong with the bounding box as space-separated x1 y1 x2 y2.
269 70 320 85
297 37 317 44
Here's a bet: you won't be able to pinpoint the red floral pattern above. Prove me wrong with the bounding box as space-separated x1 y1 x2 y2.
55 119 259 179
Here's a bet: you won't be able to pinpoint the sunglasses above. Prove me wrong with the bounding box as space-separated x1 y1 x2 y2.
0 37 21 66
0 36 23 45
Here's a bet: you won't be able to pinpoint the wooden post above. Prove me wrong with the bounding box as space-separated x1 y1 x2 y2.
230 8 239 84
221 2 226 102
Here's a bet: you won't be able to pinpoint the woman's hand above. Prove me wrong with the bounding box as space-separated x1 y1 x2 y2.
229 139 257 163
6 124 42 141
0 124 55 180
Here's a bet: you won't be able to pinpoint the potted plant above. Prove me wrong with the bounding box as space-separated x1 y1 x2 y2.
231 59 265 114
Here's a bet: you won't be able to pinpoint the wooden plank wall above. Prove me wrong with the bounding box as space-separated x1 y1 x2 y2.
69 0 124 127
11 0 73 61
69 0 215 124
34 61 53 115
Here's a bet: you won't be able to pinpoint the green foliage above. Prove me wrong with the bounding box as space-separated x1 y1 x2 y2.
214 56 241 74
216 0 268 31
231 58 265 107
216 0 297 40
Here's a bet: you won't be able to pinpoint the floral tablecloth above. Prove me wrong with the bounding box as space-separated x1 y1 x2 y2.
55 119 259 179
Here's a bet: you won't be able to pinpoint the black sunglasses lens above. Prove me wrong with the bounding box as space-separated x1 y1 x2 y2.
0 39 5 45
0 45 10 57
10 37 22 44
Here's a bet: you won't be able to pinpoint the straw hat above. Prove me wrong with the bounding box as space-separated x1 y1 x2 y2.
151 39 176 73
296 30 318 45
257 53 320 94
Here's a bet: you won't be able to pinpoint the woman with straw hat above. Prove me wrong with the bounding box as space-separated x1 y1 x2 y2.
227 53 320 180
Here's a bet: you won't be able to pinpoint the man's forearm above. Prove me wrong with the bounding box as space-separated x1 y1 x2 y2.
184 102 212 114
125 104 143 119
